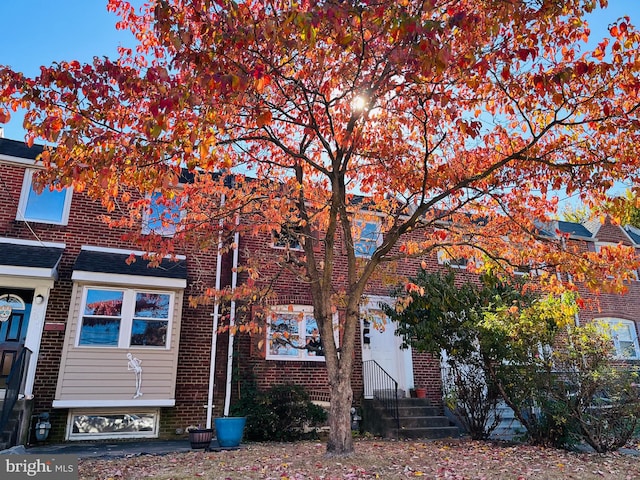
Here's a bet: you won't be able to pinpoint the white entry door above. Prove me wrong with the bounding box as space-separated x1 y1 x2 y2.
361 296 413 398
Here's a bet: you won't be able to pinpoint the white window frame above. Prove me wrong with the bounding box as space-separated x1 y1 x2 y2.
75 286 174 349
266 305 338 362
66 408 159 441
271 224 305 251
595 242 639 281
437 249 469 269
141 191 185 237
598 317 640 360
353 218 382 258
16 169 73 225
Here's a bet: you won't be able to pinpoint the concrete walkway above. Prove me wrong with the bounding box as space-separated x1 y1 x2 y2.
3 439 197 458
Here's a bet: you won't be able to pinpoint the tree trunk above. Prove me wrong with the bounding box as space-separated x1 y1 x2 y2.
326 368 354 456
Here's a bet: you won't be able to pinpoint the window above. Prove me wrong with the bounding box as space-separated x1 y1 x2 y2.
77 287 173 348
353 219 381 258
437 249 469 269
16 169 72 225
266 306 336 361
142 191 184 237
598 318 640 360
68 409 158 440
595 242 639 280
272 224 304 251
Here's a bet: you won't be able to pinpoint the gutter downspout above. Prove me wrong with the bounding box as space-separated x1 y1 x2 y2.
223 219 240 416
205 195 225 429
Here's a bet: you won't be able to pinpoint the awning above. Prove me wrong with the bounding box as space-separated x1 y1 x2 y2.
72 248 187 289
0 241 64 279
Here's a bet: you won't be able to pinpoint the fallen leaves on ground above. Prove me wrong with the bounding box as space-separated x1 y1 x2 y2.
78 439 640 480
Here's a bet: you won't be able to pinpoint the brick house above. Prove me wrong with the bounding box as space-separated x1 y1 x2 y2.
0 137 226 445
1 135 639 445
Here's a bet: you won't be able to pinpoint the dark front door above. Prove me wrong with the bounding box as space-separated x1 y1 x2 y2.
0 289 32 384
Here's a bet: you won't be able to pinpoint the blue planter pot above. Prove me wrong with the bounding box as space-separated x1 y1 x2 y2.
215 417 246 447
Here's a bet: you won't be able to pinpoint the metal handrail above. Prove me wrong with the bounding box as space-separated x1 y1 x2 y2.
0 347 32 432
363 360 400 434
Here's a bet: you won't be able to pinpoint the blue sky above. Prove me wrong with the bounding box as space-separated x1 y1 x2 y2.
0 0 635 143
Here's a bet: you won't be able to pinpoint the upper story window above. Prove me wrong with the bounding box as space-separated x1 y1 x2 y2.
142 192 184 237
595 242 639 280
17 169 72 225
272 224 304 251
266 305 337 361
437 249 469 269
598 318 640 360
354 219 382 258
77 287 173 349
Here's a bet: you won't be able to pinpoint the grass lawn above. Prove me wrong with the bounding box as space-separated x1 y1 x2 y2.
78 438 640 479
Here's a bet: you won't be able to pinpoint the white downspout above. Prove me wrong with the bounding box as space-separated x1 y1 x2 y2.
223 219 240 416
205 195 225 429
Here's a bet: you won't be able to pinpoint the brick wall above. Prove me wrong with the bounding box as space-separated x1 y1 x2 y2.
1 160 222 440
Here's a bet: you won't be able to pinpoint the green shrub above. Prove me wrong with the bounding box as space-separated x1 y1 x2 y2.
230 383 327 441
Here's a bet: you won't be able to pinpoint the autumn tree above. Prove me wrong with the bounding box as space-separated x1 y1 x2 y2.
2 0 640 455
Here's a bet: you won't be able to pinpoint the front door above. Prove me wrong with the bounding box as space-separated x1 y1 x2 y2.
0 289 32 384
361 298 413 398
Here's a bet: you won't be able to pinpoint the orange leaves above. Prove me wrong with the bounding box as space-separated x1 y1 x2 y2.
500 65 511 82
405 282 425 296
255 75 271 93
0 108 10 123
610 21 629 39
256 109 273 128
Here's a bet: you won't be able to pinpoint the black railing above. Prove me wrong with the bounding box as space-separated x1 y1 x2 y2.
363 360 400 434
0 347 32 432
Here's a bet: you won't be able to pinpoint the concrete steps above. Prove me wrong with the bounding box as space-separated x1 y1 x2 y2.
362 397 460 440
489 401 526 441
0 397 33 451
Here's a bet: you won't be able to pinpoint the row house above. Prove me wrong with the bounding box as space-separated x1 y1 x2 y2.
1 136 639 446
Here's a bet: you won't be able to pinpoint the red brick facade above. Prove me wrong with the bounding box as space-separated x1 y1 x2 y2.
2 138 640 443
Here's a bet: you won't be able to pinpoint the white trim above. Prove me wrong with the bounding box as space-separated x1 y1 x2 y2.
353 218 383 258
270 226 305 251
0 283 54 397
0 153 38 166
361 295 414 395
0 265 59 280
0 294 26 310
54 399 175 408
595 242 639 280
81 245 187 260
23 285 53 397
0 238 65 249
437 249 469 269
597 317 640 360
16 169 73 225
65 408 160 441
72 271 186 289
265 305 337 362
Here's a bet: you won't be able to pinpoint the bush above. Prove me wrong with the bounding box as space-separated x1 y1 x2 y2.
549 325 640 452
442 355 500 440
230 383 327 441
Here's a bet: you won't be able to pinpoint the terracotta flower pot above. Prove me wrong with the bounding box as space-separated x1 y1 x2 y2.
415 388 427 398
